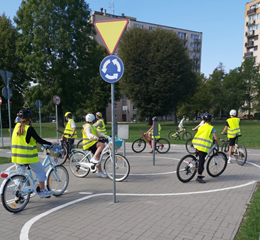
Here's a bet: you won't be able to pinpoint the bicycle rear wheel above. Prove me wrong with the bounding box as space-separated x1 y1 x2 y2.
58 141 69 165
206 152 227 177
76 139 83 149
235 144 247 166
69 151 90 177
1 175 30 213
168 131 179 140
155 138 170 153
47 165 69 196
132 139 146 153
185 137 196 154
176 155 197 183
182 132 192 141
104 154 130 182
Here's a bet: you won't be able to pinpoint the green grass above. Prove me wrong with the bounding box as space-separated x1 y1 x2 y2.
0 157 11 164
2 120 260 149
234 183 260 240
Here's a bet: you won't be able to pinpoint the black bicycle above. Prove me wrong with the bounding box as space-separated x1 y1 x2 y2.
185 137 219 154
56 130 72 165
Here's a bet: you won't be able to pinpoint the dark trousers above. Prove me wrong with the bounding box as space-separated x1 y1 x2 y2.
68 138 75 153
198 151 207 175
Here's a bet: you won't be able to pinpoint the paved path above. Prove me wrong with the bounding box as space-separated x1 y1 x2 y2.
0 139 259 240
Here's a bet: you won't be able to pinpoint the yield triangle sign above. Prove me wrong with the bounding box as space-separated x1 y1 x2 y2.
94 19 128 55
23 102 30 109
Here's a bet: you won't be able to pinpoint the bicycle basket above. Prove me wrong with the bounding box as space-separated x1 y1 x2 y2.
109 137 123 150
43 145 63 157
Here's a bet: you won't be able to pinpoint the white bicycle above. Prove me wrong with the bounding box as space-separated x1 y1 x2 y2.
69 137 130 182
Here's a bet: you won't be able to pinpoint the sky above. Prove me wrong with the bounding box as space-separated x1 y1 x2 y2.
1 0 249 77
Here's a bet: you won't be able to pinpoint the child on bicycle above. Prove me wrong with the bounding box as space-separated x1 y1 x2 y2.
82 113 109 178
144 116 161 154
192 113 223 183
178 116 186 134
221 109 241 164
64 112 77 154
11 109 58 198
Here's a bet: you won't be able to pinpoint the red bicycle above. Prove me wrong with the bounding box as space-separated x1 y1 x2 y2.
132 129 170 154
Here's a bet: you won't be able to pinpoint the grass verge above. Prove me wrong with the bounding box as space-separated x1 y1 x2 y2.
0 157 11 164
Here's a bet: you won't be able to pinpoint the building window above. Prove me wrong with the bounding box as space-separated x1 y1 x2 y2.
114 103 117 110
190 42 198 47
190 52 200 57
149 26 154 31
178 32 186 38
133 106 137 110
254 46 258 51
249 24 259 31
133 24 143 29
249 13 260 21
191 34 200 39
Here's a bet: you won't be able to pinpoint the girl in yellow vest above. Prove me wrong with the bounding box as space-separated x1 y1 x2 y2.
145 116 161 154
82 114 109 178
192 113 223 183
94 112 107 134
221 109 241 164
11 109 58 198
64 112 77 153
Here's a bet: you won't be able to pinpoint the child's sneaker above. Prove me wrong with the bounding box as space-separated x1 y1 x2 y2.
96 172 108 178
90 157 99 164
39 189 53 198
228 157 232 164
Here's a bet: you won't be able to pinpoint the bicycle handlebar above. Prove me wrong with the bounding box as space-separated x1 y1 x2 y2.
56 130 71 137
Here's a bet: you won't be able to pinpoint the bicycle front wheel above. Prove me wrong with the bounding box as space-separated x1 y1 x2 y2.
155 138 170 153
76 139 83 149
185 137 196 154
182 132 192 141
104 154 130 182
1 175 30 213
206 152 227 177
47 166 69 196
69 151 90 177
235 144 247 166
176 155 197 183
132 139 146 153
168 131 179 140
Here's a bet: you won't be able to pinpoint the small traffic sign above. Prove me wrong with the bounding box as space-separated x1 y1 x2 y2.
0 97 2 105
94 19 128 55
100 55 124 83
35 100 42 108
53 95 61 105
23 102 30 109
2 87 13 99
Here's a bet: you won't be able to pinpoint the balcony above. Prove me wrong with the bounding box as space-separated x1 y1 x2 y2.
244 52 253 57
193 38 201 44
245 41 254 47
193 55 200 60
179 35 188 42
247 8 256 15
246 30 255 37
246 20 256 26
193 46 200 52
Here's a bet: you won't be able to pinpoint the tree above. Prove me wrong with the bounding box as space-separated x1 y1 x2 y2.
0 13 31 126
118 27 197 124
14 0 100 127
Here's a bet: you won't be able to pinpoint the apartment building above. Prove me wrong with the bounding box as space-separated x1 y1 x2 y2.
243 0 260 61
90 9 203 122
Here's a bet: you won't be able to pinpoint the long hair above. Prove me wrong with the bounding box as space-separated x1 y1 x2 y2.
17 118 28 136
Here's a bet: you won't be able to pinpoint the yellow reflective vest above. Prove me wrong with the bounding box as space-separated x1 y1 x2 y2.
96 119 107 134
227 117 240 139
151 124 161 139
192 124 213 153
64 119 77 138
11 123 39 164
82 124 98 150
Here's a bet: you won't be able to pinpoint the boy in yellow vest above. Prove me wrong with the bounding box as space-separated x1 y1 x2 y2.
192 113 223 183
64 112 77 153
221 109 241 164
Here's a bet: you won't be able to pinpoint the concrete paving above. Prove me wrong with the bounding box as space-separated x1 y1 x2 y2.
0 138 259 240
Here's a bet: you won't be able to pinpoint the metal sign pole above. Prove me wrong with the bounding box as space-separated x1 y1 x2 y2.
153 135 156 166
0 105 3 147
7 81 11 145
123 139 126 157
39 106 42 137
56 105 58 143
111 83 116 203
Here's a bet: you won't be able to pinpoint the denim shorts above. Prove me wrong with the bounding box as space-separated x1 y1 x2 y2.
15 161 47 182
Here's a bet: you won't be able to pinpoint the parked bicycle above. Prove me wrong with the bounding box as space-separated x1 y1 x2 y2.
69 137 130 182
0 145 69 213
132 129 170 154
168 128 192 141
176 139 227 183
185 137 219 154
56 129 72 164
221 134 247 166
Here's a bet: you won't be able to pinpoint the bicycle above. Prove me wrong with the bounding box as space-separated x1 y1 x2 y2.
69 137 130 182
221 134 247 166
185 137 219 154
176 139 227 183
0 145 69 213
132 129 170 154
168 128 192 141
56 129 73 164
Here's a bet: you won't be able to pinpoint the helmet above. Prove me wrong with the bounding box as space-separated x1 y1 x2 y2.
183 115 186 119
152 116 158 121
230 109 237 116
65 112 72 118
96 112 102 118
203 113 212 121
18 109 33 119
85 114 95 122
